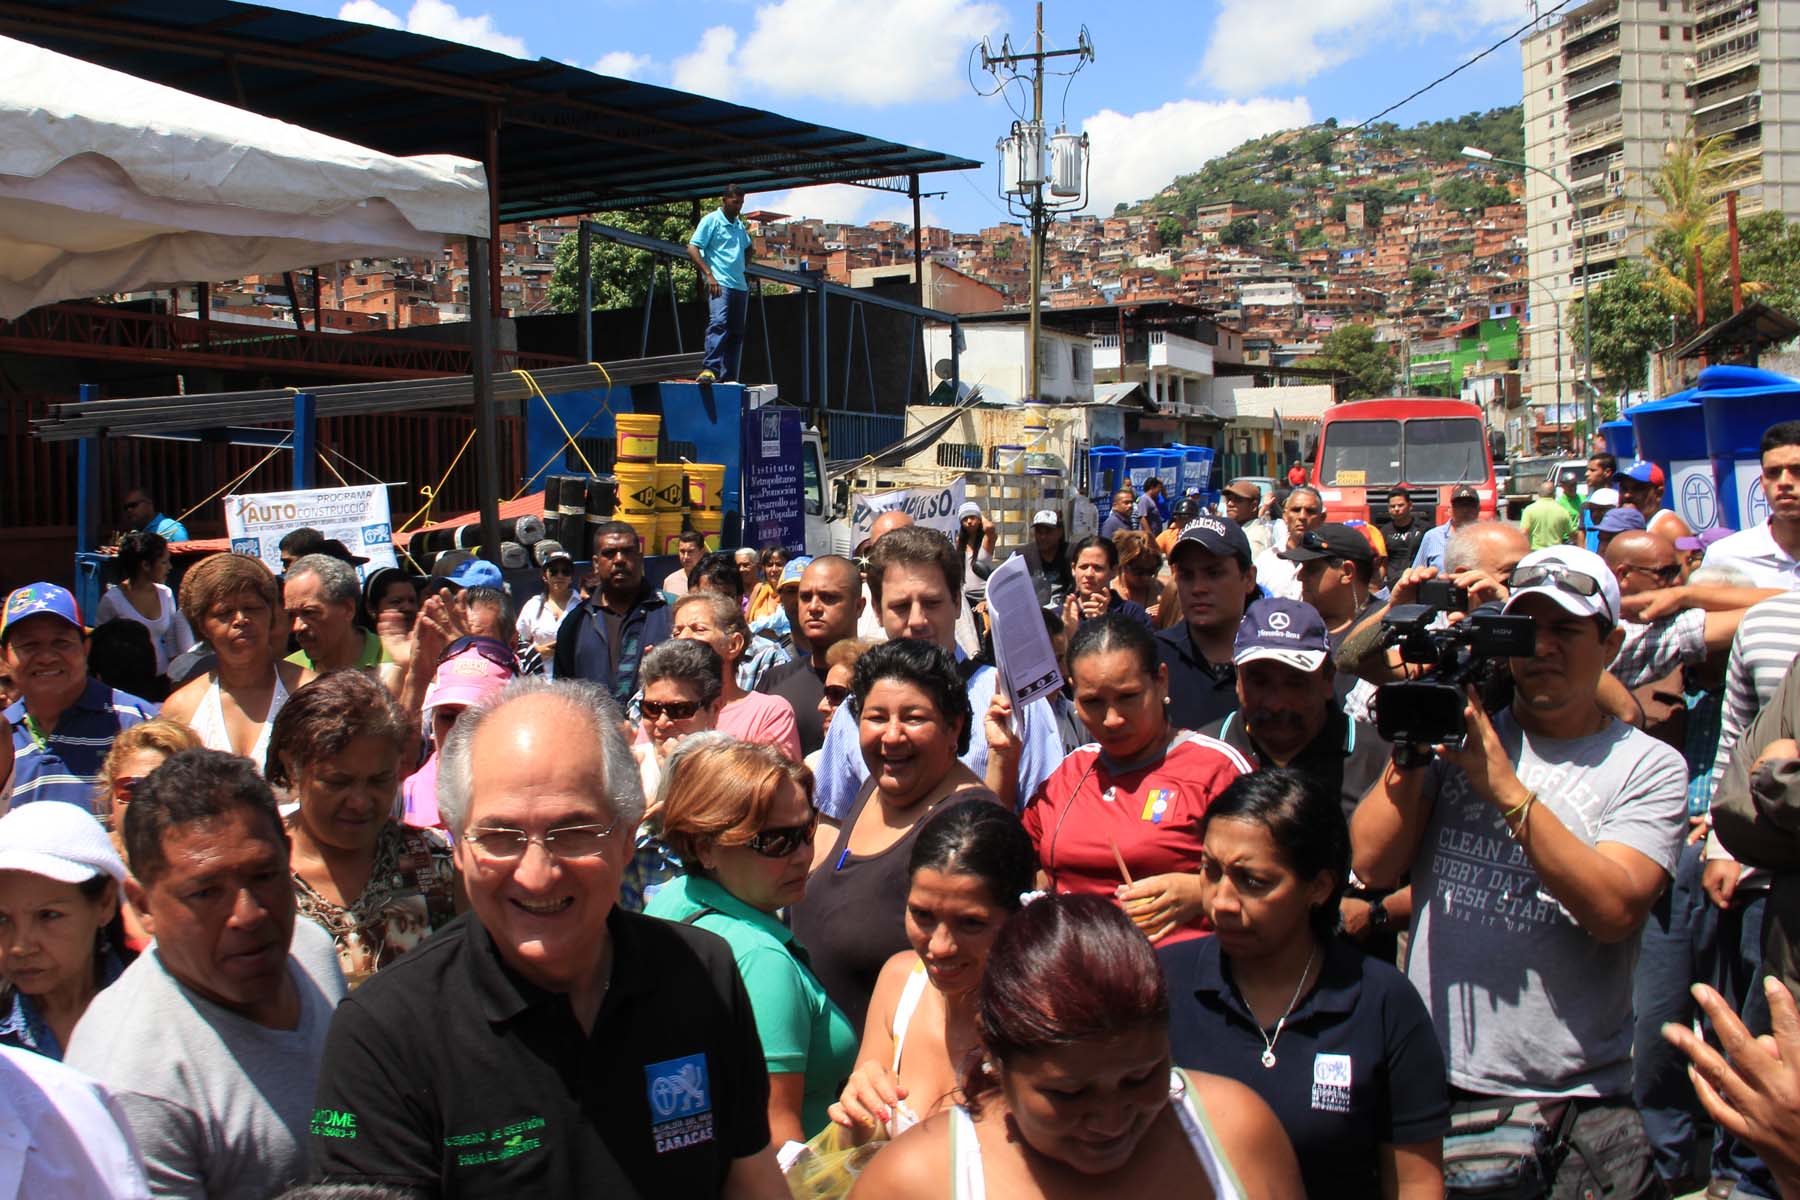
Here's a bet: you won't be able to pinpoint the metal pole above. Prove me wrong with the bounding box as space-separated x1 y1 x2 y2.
468 236 504 560
578 220 593 361
484 106 503 320
76 384 100 556
292 392 317 490
1027 0 1045 404
816 274 830 415
910 174 925 311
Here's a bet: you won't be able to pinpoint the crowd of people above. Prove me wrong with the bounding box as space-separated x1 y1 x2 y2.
3 421 1800 1199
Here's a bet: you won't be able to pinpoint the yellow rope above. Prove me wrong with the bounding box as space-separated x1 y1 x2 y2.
172 438 292 525
508 361 617 500
318 452 351 488
324 445 387 487
394 427 477 535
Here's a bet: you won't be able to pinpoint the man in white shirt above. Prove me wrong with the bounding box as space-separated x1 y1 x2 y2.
1705 421 1800 590
1252 485 1324 600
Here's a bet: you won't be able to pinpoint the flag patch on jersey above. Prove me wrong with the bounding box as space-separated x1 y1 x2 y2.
1140 789 1174 823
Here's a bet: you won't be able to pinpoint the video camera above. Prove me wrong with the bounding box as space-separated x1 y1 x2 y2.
1373 596 1536 766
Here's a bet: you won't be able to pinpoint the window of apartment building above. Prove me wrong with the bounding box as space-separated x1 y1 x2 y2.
1682 25 1692 39
1659 25 1669 38
1663 83 1672 97
1661 54 1670 67
1658 0 1667 11
1549 114 1555 127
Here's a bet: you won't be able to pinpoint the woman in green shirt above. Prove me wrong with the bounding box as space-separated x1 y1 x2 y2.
646 733 857 1144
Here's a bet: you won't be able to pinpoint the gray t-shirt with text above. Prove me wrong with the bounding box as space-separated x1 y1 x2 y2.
65 919 346 1200
1405 711 1685 1099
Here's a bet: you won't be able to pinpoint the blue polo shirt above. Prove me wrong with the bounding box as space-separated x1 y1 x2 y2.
1160 935 1448 1200
6 678 156 809
688 209 750 292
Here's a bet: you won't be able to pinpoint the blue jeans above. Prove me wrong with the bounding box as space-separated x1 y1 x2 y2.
702 286 748 381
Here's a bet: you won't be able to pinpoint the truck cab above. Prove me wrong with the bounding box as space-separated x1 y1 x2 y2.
1310 398 1497 526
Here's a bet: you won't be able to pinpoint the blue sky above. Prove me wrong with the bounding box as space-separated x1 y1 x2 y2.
268 0 1537 230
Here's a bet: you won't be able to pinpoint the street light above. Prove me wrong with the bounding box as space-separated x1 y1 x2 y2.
1463 144 1595 447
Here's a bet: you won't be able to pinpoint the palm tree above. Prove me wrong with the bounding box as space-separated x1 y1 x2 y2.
1633 134 1746 322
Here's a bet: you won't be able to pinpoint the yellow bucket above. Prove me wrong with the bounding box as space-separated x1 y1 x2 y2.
654 464 685 515
691 508 724 552
615 412 661 463
621 512 657 553
615 461 659 517
656 512 685 556
687 463 727 510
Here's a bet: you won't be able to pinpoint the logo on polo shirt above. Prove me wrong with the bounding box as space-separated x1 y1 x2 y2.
1311 1053 1352 1114
647 1053 715 1153
443 1115 548 1168
1140 788 1174 824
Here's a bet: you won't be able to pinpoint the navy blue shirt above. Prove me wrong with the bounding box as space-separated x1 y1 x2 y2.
6 678 155 809
1160 936 1448 1200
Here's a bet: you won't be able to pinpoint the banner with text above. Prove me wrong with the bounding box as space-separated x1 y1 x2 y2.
742 407 806 554
225 484 397 577
850 478 968 546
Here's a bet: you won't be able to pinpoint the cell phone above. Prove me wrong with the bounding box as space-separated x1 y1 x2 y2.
1418 580 1471 613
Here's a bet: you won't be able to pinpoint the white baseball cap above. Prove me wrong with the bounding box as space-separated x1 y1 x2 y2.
1502 545 1621 627
1031 509 1059 527
1587 487 1620 507
0 801 127 885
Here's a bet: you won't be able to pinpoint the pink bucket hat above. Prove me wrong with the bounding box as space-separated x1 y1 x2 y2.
422 646 513 715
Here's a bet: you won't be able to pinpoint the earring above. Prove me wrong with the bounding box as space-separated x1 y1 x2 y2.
980 1059 996 1077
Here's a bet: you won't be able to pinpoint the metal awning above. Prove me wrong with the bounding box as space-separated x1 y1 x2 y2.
1093 381 1147 407
0 0 980 222
1674 301 1800 363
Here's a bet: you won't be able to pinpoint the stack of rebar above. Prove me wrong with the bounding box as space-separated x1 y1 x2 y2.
31 353 706 442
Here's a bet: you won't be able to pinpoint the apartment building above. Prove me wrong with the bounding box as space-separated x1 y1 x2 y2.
1522 0 1797 408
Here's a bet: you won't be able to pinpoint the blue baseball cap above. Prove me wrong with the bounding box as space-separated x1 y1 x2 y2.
444 558 504 590
779 555 813 590
1233 597 1330 673
1 583 84 642
1597 507 1647 534
1615 462 1665 487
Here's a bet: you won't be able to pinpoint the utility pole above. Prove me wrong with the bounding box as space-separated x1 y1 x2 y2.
979 8 1092 404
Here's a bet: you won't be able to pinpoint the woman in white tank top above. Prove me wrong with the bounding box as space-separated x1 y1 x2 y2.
157 554 308 770
847 896 1306 1200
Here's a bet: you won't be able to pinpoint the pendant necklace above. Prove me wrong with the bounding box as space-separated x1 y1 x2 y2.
1255 946 1318 1069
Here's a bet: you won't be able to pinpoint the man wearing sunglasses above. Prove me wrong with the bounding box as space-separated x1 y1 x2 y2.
1252 486 1326 601
1603 531 1778 701
311 678 789 1199
1353 545 1688 1200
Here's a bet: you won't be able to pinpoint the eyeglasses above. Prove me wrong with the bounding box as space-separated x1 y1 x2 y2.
439 636 517 671
743 817 818 859
1510 562 1604 597
111 775 144 803
546 563 573 576
642 698 704 721
1618 562 1682 585
461 819 619 860
822 684 852 707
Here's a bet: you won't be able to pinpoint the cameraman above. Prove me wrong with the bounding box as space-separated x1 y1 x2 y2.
1352 545 1687 1200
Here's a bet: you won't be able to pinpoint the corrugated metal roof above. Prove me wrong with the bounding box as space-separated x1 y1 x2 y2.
0 0 979 222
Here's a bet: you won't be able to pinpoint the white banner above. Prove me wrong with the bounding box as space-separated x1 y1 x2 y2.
225 484 397 577
849 478 967 545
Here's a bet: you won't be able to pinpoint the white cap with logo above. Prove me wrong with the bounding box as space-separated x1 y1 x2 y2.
1502 544 1621 626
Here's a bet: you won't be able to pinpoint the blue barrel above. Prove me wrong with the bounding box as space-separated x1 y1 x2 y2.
1698 364 1800 529
1599 416 1635 460
1088 446 1126 500
1627 390 1706 525
1125 450 1163 493
1188 447 1216 494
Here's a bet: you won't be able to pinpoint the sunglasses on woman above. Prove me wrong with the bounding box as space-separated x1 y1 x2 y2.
822 684 852 707
743 817 817 859
111 775 144 804
438 636 517 671
642 698 704 721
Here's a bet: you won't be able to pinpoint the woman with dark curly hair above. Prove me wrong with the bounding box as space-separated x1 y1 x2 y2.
161 553 310 767
95 530 194 676
790 639 1001 1032
266 671 457 987
849 894 1303 1199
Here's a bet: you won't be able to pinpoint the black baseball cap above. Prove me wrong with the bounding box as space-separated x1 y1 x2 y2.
1278 523 1375 565
1450 485 1480 504
1168 514 1253 568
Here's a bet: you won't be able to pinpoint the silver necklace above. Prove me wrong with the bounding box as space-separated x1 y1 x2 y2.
1253 946 1317 1069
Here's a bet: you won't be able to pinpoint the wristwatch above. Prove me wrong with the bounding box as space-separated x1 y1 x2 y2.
1367 898 1390 932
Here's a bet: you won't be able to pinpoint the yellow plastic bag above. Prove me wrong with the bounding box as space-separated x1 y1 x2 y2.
783 1123 888 1200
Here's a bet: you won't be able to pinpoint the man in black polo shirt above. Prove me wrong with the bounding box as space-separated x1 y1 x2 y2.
1157 516 1257 732
1200 597 1403 958
310 677 786 1199
755 555 863 756
1377 488 1425 589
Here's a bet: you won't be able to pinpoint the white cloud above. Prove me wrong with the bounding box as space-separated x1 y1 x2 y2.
755 183 880 224
720 0 1003 106
1080 97 1314 215
1198 0 1522 96
336 0 527 58
592 50 653 80
672 26 740 99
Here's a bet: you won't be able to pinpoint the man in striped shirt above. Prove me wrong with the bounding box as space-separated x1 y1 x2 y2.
2 583 154 812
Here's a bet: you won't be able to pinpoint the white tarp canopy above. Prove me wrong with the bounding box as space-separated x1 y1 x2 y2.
0 34 490 319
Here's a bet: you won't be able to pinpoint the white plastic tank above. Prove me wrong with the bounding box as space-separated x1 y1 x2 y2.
998 134 1025 195
1049 129 1086 198
1011 121 1046 190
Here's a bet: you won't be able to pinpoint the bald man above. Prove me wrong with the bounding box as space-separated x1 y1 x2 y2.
1604 531 1778 694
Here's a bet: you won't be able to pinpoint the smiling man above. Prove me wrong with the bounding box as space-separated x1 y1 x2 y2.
66 749 346 1199
310 678 786 1199
1352 544 1687 1197
283 555 387 674
3 582 155 809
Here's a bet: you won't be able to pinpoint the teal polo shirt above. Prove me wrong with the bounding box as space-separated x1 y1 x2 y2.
646 874 856 1136
688 209 750 292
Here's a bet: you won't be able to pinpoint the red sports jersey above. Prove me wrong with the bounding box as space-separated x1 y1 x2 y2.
1022 730 1251 945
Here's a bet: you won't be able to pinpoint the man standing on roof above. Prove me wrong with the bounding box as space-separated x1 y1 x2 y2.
687 184 751 384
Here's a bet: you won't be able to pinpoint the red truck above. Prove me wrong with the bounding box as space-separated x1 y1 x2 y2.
1308 398 1498 525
